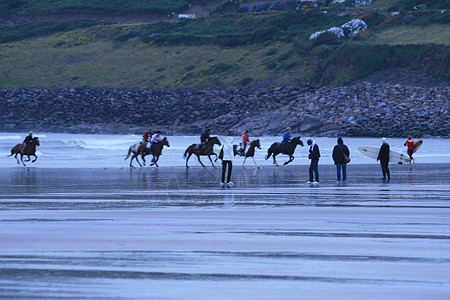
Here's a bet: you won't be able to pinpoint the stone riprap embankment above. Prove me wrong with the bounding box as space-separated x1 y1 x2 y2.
0 82 448 137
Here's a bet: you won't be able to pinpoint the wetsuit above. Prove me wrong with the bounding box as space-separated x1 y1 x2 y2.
404 139 414 160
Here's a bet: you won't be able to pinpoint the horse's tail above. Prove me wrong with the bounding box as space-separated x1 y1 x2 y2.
183 146 190 159
265 146 272 160
8 144 19 156
124 146 132 160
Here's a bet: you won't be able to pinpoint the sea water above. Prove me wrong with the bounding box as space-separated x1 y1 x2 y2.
1 132 450 299
1 132 449 168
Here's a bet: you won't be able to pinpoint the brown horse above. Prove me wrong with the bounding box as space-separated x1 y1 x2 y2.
9 137 40 166
265 136 304 167
233 139 261 169
125 137 170 168
183 136 221 168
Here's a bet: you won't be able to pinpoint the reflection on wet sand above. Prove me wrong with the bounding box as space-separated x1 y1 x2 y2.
0 164 449 299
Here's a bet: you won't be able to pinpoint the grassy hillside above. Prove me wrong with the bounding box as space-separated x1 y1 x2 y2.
0 0 194 15
0 0 449 89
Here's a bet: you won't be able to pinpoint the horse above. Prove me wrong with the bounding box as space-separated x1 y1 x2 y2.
233 139 261 169
183 136 221 168
265 136 304 167
125 137 169 168
9 137 40 166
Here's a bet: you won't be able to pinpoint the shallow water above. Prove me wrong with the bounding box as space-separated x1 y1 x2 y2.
1 133 449 168
1 164 449 299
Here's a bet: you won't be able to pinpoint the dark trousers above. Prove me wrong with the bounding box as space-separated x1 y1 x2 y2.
380 160 390 180
309 159 319 182
222 160 232 183
407 149 414 160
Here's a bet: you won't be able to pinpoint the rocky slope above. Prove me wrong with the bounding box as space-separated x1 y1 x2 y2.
0 81 448 137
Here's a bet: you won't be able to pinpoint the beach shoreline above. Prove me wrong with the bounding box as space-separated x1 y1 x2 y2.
1 137 449 299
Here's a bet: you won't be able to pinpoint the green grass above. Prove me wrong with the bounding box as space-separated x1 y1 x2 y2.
367 24 450 45
0 0 193 15
0 4 448 89
0 32 307 89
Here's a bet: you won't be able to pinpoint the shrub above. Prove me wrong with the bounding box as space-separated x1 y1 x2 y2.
311 31 340 46
237 77 253 86
0 20 105 44
265 47 278 56
311 45 335 58
402 15 416 25
281 61 297 70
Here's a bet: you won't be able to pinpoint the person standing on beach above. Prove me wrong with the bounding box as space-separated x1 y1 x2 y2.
377 138 390 182
404 135 415 164
307 139 320 183
220 136 234 187
332 137 350 184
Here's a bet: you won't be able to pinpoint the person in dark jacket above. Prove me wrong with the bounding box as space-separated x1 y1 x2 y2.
377 137 390 182
307 139 320 183
199 129 211 153
21 131 33 153
332 137 350 184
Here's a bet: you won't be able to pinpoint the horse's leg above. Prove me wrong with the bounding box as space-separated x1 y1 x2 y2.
21 154 26 166
185 153 192 168
242 157 247 169
32 154 38 163
141 154 146 166
252 157 260 169
153 157 159 167
284 155 294 165
131 153 142 168
207 155 215 167
273 154 279 167
136 154 143 167
25 155 31 162
196 154 206 167
15 153 20 164
129 153 135 167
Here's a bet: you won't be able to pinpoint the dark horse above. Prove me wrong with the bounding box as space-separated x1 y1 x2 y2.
9 137 40 166
183 136 221 168
125 137 170 167
233 139 261 169
265 136 304 166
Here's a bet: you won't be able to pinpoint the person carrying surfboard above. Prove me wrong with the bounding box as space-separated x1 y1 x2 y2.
404 136 415 164
377 138 390 182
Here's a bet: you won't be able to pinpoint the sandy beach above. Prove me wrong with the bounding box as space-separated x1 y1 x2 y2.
1 163 449 299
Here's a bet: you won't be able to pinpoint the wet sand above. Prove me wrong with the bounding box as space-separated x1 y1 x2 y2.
1 164 449 299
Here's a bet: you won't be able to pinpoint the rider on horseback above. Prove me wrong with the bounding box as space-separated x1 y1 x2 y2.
149 131 161 151
199 129 211 153
21 131 34 153
281 127 291 153
240 130 250 156
142 128 152 144
149 131 162 162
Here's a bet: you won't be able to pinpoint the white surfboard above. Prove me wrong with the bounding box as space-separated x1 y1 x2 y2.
358 145 410 164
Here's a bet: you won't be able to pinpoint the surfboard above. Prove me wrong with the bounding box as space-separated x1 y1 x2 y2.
358 145 410 164
413 140 423 153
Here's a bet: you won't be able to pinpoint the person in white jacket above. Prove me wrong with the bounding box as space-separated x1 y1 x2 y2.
220 136 234 187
